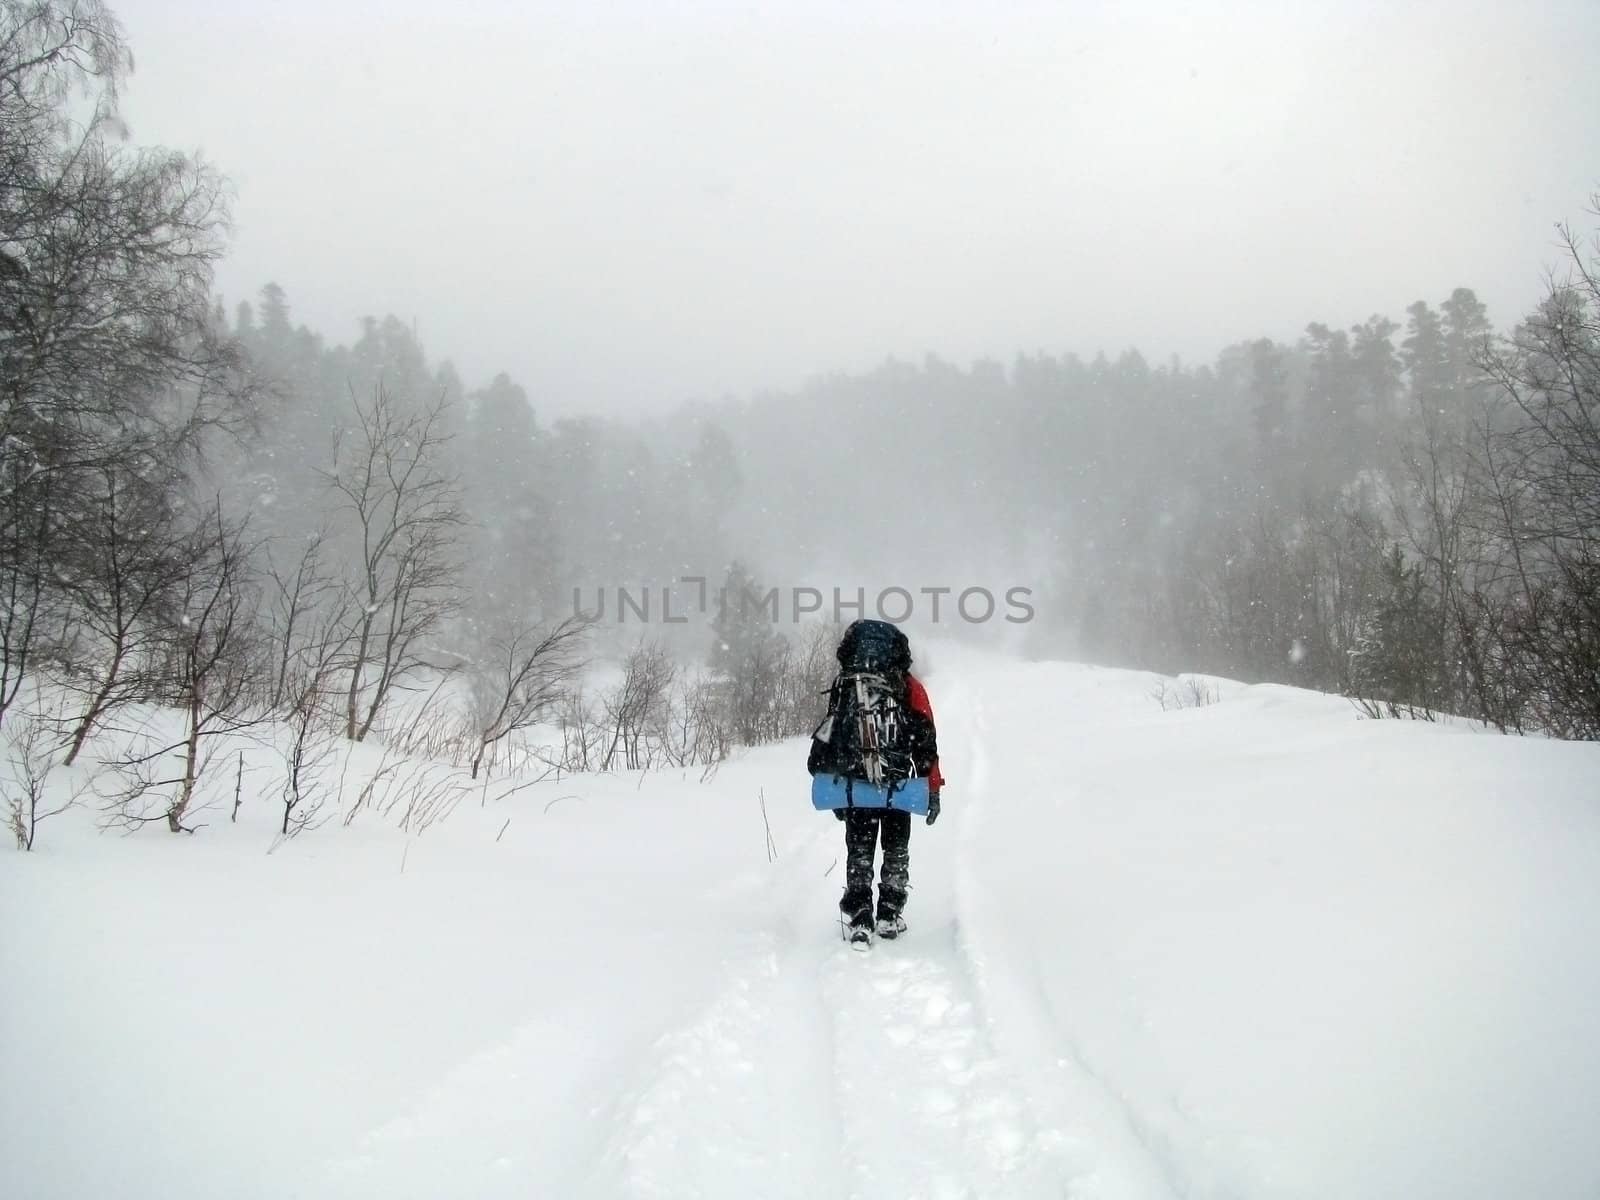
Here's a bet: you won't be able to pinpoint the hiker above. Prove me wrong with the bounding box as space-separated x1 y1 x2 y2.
807 619 944 944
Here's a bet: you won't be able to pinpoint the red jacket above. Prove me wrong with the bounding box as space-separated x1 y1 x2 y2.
905 673 945 791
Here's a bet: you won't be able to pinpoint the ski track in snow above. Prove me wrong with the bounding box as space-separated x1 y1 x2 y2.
594 844 846 1200
822 922 1066 1200
587 672 1184 1199
950 680 1182 1200
599 852 1070 1198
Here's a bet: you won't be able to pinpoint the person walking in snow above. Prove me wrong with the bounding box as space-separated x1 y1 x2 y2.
807 619 944 945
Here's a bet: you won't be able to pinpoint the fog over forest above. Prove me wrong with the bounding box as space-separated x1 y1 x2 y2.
113 1 1597 415
4 0 1599 825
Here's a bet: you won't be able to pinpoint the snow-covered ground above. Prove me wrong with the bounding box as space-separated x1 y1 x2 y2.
4 647 1599 1199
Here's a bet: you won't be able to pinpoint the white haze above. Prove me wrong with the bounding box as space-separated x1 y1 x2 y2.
113 0 1598 417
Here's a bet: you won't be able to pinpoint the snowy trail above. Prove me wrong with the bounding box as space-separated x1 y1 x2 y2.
591 832 847 1200
820 922 1064 1199
591 805 1061 1199
581 666 1178 1200
575 666 1101 1200
947 674 1184 1200
326 666 1132 1199
15 650 1600 1200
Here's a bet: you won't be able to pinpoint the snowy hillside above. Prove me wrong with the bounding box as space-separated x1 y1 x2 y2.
4 648 1599 1200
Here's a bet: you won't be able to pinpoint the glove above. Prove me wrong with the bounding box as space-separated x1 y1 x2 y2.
834 808 846 822
926 790 941 826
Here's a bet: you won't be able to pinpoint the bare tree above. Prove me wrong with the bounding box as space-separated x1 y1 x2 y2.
278 679 340 837
466 615 588 779
2 1 241 733
6 716 78 849
648 672 731 769
602 640 676 770
777 621 842 737
0 463 51 729
685 676 732 766
1469 203 1600 736
555 685 601 773
161 506 264 832
52 460 193 763
1388 407 1474 709
274 598 350 837
262 532 341 711
321 384 465 742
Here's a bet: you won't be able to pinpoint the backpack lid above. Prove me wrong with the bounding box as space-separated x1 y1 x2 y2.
836 619 911 673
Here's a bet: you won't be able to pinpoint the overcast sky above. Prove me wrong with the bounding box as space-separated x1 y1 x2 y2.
113 0 1598 416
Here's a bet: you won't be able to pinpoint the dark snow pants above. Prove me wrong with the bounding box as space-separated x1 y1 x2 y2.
840 809 911 923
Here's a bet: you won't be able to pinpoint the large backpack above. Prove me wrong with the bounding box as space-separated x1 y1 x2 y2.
808 620 918 789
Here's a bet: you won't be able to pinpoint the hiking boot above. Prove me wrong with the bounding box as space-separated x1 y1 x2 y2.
875 912 906 939
841 896 873 931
